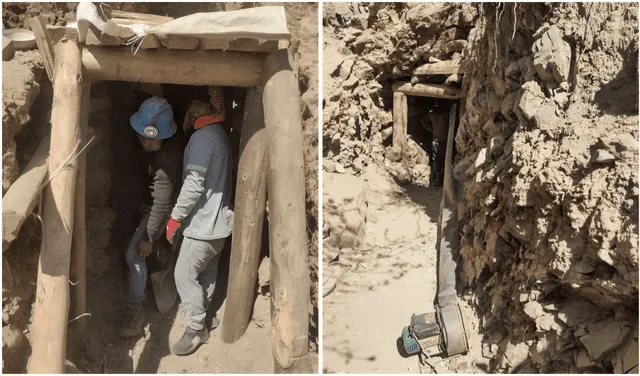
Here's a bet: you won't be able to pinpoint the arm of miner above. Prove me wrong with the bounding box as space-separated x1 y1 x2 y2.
146 166 175 243
170 136 214 222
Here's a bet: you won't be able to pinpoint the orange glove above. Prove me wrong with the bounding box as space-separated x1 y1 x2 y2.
166 217 182 244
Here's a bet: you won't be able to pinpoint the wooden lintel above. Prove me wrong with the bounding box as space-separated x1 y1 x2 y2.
414 60 465 75
111 10 173 25
82 46 265 87
393 81 463 100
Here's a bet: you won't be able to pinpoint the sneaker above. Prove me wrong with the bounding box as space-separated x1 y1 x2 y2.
172 327 210 356
117 304 145 338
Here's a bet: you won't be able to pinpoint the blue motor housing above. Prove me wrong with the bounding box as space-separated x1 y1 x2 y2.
401 326 420 355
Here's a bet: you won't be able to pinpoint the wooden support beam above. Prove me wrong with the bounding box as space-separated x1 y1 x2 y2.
81 47 265 87
392 92 407 158
3 36 15 61
110 10 173 25
29 16 56 81
393 81 463 100
413 60 465 75
262 49 311 373
221 88 267 344
47 25 78 44
69 84 90 332
158 35 200 49
202 37 281 53
27 39 83 374
2 136 50 252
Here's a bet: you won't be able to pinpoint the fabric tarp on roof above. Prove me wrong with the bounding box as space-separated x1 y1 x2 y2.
145 6 290 40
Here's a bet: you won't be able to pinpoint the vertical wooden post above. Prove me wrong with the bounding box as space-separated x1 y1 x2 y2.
221 88 268 343
262 49 311 373
392 91 408 158
27 39 83 374
69 84 90 332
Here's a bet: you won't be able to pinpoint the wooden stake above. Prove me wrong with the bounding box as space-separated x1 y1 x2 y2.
392 81 463 99
29 16 56 81
392 91 407 158
221 88 268 344
2 135 49 252
262 50 311 373
69 84 90 332
27 39 83 374
81 47 265 87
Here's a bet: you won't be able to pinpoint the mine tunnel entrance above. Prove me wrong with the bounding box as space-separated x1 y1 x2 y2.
406 96 457 187
64 81 246 371
391 78 461 188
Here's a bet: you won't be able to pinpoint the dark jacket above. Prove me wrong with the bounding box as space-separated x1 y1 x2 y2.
144 136 183 243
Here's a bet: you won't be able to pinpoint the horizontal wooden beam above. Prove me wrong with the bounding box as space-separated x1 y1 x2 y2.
111 10 173 25
414 60 465 75
82 46 265 87
393 81 463 99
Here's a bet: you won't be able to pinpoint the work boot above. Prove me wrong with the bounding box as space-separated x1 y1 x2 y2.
172 327 210 356
118 304 145 338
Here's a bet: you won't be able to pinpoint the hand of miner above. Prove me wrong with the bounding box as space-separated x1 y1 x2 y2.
138 240 153 258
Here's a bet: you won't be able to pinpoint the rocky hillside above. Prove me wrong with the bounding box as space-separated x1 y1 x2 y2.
324 2 638 372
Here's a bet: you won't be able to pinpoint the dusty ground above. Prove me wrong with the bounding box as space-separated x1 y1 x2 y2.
2 2 318 373
323 166 485 374
323 2 638 374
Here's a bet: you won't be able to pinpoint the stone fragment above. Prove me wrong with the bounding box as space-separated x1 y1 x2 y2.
613 333 639 374
335 162 346 174
531 102 558 131
579 320 632 360
533 23 551 39
475 148 490 168
503 342 530 368
532 26 572 83
489 135 505 157
557 299 602 326
517 82 545 120
339 58 355 79
341 76 359 90
592 149 616 164
575 350 596 369
381 126 393 140
324 159 336 173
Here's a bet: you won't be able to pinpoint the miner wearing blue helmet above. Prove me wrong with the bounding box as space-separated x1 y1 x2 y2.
118 96 182 337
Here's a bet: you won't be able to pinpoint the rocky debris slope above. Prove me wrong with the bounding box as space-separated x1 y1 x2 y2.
454 3 638 373
323 3 476 183
324 2 638 373
2 51 44 193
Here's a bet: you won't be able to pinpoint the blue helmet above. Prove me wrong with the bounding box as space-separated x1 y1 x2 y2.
130 96 177 140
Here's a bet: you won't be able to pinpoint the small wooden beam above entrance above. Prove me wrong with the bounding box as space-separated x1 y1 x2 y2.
413 60 465 75
81 47 265 87
393 81 463 100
